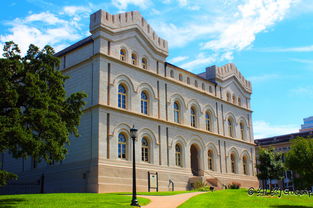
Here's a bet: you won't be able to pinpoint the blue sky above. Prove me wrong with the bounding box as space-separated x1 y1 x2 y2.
1 0 312 139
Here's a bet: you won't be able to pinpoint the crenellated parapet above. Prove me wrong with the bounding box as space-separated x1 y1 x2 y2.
205 63 252 93
90 10 168 56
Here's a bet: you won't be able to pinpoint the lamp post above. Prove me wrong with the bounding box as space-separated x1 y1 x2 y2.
130 125 140 207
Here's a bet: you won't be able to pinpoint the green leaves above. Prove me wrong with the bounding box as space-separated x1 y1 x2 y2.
256 147 285 183
0 41 87 186
285 137 313 189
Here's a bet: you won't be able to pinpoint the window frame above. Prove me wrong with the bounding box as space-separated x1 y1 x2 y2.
118 133 128 160
142 58 147 69
228 118 234 138
141 137 150 162
208 149 214 171
174 101 180 123
131 52 138 65
120 48 127 62
118 84 127 109
141 91 149 115
231 153 236 173
190 107 196 127
205 112 212 131
175 144 182 167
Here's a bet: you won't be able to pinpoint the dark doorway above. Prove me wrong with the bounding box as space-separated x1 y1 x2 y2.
190 144 199 176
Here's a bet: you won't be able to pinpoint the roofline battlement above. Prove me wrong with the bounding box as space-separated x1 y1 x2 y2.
90 10 168 56
205 63 252 93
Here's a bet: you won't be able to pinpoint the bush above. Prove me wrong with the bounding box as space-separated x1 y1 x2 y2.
195 186 212 192
228 182 241 189
193 181 207 189
192 181 215 192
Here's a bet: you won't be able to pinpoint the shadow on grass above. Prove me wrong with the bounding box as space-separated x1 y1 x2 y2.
271 206 313 208
0 198 26 208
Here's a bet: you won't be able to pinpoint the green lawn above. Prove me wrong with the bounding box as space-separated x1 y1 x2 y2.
0 193 150 208
118 190 196 196
179 189 313 208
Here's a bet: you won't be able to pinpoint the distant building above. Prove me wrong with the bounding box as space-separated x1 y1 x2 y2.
300 116 313 132
1 9 258 194
255 130 313 190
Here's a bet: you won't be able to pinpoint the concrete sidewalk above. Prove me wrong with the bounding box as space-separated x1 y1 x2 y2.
140 192 204 208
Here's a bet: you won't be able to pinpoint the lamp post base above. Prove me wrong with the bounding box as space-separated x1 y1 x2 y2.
131 198 141 207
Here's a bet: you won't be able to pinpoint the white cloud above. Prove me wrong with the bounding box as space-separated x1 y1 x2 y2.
202 0 297 51
25 12 65 25
0 7 88 55
258 45 313 52
180 53 217 70
151 0 298 71
177 0 187 7
112 0 149 10
154 21 224 48
169 56 189 63
253 120 298 139
291 58 313 64
248 74 280 83
63 6 91 16
290 86 313 97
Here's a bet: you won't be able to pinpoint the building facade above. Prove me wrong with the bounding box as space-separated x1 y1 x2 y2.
300 116 313 132
1 10 258 194
255 130 313 190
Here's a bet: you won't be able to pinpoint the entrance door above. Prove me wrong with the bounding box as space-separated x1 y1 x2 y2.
190 144 199 176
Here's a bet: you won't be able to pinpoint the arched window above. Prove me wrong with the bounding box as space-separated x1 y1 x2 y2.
238 97 241 106
190 107 196 127
175 144 182 167
209 86 213 93
141 91 148 115
174 101 180 123
208 150 214 170
226 92 231 102
170 70 174 78
187 77 190 84
195 80 198 87
118 84 127 109
118 133 127 159
205 112 212 131
240 122 245 140
231 153 236 173
141 137 149 162
142 58 147 69
228 118 234 138
202 83 205 90
131 53 137 65
179 74 183 81
243 156 248 175
120 49 126 61
232 95 236 104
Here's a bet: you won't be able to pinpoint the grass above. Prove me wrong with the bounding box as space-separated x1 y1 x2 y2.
0 193 150 208
118 190 196 196
179 189 313 208
2 189 312 208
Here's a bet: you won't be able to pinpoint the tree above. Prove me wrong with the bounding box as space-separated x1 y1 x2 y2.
0 41 87 186
256 147 285 189
285 136 313 189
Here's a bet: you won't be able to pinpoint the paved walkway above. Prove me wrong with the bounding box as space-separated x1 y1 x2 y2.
140 192 204 208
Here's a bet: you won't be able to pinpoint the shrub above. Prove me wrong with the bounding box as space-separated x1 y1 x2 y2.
228 182 241 189
193 181 207 189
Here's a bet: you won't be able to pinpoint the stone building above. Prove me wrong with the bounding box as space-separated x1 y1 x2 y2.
1 10 258 193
